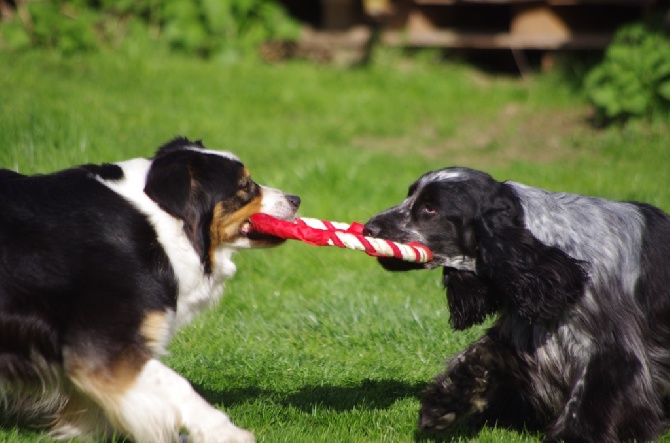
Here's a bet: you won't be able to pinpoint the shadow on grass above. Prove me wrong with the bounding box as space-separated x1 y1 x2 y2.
281 378 426 412
195 384 272 407
194 378 426 411
194 378 488 441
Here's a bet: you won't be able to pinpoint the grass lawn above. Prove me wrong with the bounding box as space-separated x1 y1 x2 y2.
1 49 669 442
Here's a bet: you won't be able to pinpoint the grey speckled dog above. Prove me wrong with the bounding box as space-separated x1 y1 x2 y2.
364 167 670 443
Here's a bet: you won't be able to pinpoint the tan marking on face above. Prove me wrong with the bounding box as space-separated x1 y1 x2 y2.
140 311 172 355
210 194 264 247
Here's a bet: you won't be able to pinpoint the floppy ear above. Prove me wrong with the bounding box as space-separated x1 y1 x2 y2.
472 184 588 323
475 221 587 323
443 268 498 330
144 155 211 262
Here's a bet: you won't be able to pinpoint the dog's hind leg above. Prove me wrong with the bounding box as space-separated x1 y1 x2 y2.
62 347 254 443
50 389 116 441
545 347 663 443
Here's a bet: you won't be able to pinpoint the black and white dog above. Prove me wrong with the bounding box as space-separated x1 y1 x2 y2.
0 137 300 442
364 167 670 442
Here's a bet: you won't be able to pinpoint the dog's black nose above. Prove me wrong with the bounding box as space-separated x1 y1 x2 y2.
287 194 301 209
363 221 382 237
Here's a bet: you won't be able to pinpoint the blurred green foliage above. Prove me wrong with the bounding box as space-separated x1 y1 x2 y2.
584 23 670 124
0 0 300 57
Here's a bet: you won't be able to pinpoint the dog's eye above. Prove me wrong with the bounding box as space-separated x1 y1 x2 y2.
421 203 437 215
239 178 252 192
237 179 257 198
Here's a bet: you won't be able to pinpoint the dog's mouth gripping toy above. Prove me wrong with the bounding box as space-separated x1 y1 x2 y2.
241 213 433 264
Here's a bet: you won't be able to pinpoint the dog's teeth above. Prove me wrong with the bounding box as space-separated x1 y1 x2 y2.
240 221 252 234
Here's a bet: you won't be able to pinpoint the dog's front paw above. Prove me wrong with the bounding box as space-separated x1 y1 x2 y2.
419 406 457 431
221 426 255 443
186 413 255 443
418 368 490 432
418 382 462 431
187 425 254 443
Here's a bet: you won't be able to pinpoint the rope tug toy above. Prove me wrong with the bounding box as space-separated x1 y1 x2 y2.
247 213 433 264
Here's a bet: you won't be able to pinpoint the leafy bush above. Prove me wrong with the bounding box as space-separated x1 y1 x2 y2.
0 0 300 58
584 23 670 124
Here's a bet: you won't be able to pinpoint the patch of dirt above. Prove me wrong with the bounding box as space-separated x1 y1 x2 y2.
355 104 594 169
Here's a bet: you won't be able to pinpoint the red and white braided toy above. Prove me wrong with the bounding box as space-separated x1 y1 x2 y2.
247 213 433 263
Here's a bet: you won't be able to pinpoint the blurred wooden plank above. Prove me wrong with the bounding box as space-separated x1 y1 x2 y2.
382 29 612 49
303 0 652 54
511 4 570 40
415 0 649 3
415 0 525 3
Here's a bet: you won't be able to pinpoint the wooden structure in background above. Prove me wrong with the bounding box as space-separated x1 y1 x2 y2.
382 0 656 50
277 0 660 67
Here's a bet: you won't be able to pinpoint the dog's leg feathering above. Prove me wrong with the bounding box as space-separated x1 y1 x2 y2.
419 334 532 432
62 350 254 443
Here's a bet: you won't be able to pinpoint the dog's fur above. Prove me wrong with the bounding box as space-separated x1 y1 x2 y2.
364 166 670 442
0 137 300 442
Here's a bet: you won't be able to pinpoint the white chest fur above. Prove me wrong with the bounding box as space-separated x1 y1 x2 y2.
95 158 236 335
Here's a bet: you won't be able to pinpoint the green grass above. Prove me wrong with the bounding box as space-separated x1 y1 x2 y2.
1 49 669 442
